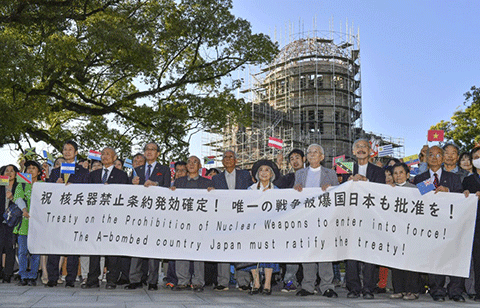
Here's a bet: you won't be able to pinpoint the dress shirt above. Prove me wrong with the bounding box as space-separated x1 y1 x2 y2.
102 165 114 182
225 169 236 190
305 166 321 188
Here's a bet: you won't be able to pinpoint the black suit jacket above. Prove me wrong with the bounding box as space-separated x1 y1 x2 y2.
174 176 213 189
134 163 171 188
274 172 296 189
463 174 480 225
353 162 386 184
212 169 253 190
48 164 89 184
88 167 129 184
413 168 463 193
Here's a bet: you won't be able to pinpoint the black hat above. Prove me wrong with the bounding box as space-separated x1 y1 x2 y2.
24 160 42 171
251 159 280 182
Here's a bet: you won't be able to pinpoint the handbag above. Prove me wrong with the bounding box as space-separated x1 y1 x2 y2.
2 201 23 228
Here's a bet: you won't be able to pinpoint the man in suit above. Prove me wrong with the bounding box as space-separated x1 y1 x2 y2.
171 156 213 292
413 145 464 302
125 142 171 291
210 150 253 291
46 140 89 288
293 144 338 298
443 143 469 183
345 138 386 299
82 147 129 289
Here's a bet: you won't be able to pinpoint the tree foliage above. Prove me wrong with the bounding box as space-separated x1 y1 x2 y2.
432 86 480 152
0 0 278 162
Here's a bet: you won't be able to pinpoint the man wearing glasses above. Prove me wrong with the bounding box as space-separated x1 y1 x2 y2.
413 145 464 302
125 142 171 290
345 138 385 299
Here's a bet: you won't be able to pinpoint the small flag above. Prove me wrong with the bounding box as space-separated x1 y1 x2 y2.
402 154 420 166
61 163 76 174
0 175 9 186
41 169 47 181
42 150 54 166
124 158 133 169
169 161 175 169
268 137 283 149
378 144 394 157
333 155 345 165
204 156 215 165
336 162 354 174
17 173 32 184
24 147 36 159
201 168 207 177
88 150 102 161
369 137 379 158
428 130 444 142
417 177 435 195
409 166 420 176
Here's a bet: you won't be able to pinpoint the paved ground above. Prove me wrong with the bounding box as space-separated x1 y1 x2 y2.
0 282 478 308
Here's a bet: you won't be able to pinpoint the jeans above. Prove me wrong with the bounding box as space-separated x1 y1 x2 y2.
18 235 40 279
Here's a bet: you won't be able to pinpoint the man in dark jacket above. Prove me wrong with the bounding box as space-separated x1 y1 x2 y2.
83 147 128 289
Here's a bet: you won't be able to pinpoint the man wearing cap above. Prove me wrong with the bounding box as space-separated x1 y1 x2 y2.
210 150 253 291
293 144 338 298
83 147 129 289
47 140 89 288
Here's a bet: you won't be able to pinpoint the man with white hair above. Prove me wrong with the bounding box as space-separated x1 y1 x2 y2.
294 144 339 298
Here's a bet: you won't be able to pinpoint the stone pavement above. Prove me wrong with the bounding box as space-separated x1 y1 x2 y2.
0 282 478 308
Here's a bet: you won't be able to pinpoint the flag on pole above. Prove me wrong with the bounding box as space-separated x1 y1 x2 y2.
88 150 102 161
402 154 420 166
0 175 9 186
336 162 354 174
333 155 345 165
124 158 133 169
369 137 379 158
61 163 76 174
427 130 444 142
17 173 32 184
268 137 283 149
204 156 215 165
417 177 436 195
42 150 54 166
378 144 394 157
24 148 36 159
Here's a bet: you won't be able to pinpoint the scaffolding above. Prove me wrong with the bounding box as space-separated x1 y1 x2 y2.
204 26 402 171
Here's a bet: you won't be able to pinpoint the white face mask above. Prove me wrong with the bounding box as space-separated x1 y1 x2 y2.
473 158 480 170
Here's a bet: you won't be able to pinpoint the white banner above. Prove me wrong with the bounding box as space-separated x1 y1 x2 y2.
28 181 477 277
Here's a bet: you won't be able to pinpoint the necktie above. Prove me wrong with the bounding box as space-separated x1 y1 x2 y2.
102 169 109 184
146 164 152 181
433 173 439 188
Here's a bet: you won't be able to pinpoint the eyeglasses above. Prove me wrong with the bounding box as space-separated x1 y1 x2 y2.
428 154 442 158
144 147 158 152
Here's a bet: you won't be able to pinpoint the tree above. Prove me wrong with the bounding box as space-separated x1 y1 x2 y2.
432 86 480 152
0 0 278 162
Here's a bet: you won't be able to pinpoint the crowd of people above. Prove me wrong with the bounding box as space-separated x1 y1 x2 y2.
1 138 480 303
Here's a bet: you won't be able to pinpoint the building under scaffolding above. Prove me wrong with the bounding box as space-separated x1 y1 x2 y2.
204 29 403 171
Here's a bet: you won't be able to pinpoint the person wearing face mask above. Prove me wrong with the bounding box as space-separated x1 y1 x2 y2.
462 147 480 302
